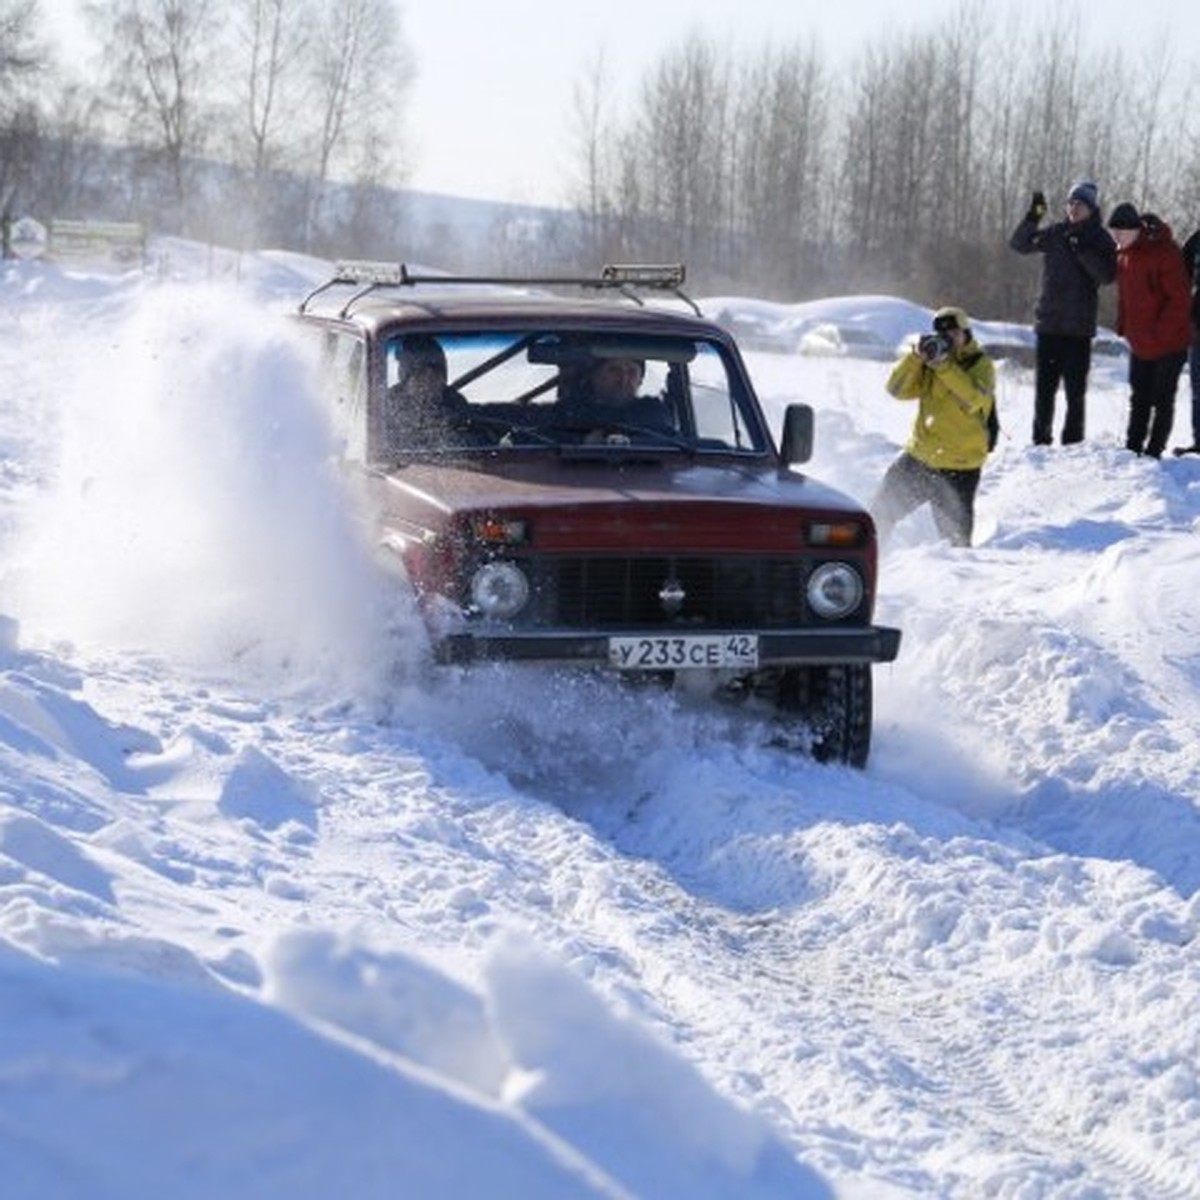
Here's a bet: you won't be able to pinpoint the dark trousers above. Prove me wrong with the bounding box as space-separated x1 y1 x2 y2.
1127 351 1187 457
873 452 981 547
1033 333 1092 445
1189 337 1200 446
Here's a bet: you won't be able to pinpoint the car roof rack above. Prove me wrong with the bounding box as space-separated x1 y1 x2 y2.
298 261 700 316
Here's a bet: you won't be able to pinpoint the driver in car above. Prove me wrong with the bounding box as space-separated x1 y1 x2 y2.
568 357 675 441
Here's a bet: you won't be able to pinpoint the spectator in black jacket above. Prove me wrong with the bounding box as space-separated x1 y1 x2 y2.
1009 180 1118 446
1175 227 1200 455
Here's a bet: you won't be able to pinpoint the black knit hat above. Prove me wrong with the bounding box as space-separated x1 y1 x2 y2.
1108 202 1141 230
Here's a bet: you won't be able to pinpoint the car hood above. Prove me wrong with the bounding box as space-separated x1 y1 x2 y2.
374 457 869 553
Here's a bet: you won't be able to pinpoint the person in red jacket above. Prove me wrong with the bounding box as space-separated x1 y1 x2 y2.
1107 202 1192 458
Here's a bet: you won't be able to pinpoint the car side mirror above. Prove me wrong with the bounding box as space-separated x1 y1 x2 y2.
780 403 814 465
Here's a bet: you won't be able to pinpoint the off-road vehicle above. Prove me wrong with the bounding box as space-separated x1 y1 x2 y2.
296 263 900 766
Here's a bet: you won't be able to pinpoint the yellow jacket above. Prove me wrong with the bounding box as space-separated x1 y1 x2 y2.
886 339 996 470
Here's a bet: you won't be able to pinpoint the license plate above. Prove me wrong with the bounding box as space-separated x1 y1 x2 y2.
608 633 759 670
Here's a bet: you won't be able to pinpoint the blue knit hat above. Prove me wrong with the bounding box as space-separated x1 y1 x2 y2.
1067 180 1099 211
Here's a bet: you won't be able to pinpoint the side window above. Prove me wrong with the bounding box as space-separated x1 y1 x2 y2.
321 331 367 460
686 343 764 451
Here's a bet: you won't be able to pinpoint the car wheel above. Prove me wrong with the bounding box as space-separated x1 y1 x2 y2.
774 664 873 768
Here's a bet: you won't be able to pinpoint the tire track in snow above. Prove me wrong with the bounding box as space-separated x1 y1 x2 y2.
689 911 1199 1200
62 658 1200 1198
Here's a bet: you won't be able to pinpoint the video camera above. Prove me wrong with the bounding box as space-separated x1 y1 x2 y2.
917 332 952 366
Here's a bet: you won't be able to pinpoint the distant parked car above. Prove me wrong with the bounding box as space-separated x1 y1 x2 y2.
1091 331 1128 361
707 305 792 354
977 339 1038 369
797 322 895 361
293 262 901 766
976 329 1126 372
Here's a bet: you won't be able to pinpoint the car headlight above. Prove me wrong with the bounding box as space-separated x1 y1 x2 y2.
469 560 530 619
807 562 863 619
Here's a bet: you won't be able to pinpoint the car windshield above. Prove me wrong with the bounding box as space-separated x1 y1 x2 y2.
376 330 768 459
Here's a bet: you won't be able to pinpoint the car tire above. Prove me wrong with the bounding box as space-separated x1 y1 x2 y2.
775 663 873 768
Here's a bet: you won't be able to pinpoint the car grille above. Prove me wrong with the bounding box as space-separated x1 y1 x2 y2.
536 556 810 628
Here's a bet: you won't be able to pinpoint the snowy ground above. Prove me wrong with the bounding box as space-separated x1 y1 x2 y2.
2 245 1199 1199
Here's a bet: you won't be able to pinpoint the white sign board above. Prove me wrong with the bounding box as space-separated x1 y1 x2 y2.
8 216 49 260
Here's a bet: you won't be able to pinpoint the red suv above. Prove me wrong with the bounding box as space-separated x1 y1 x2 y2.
296 263 900 766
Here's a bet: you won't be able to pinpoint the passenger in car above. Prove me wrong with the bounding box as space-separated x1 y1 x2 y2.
383 335 469 451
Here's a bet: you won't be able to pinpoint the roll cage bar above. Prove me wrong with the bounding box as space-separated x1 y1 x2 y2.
298 261 700 317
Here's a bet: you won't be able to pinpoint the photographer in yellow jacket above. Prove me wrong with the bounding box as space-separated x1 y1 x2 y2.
871 306 996 547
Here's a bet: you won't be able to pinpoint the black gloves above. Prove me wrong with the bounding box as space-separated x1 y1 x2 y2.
1026 190 1047 223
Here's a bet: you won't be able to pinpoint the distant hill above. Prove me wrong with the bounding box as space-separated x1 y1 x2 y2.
397 188 581 270
402 188 567 235
8 135 580 270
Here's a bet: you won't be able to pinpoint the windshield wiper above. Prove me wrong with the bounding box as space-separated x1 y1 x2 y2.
544 418 695 452
459 413 561 446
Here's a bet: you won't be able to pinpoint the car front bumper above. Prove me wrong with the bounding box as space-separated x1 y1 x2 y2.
433 625 902 668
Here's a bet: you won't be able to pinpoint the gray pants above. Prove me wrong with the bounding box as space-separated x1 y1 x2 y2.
872 452 981 547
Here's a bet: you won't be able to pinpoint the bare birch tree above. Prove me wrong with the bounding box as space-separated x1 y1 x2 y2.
733 41 830 294
225 0 311 246
632 34 733 271
840 44 890 267
569 48 618 263
301 0 411 251
86 0 221 232
839 36 944 291
1 0 42 92
1022 13 1087 197
1 0 46 224
1124 33 1175 208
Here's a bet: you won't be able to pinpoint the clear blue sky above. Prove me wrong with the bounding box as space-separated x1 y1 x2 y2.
41 0 1196 205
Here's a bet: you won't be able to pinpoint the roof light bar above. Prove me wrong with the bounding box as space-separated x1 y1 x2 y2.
298 261 695 314
332 260 407 285
600 263 686 288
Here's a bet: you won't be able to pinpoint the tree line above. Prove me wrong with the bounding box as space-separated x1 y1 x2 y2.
4 0 1199 322
569 3 1200 322
1 0 410 256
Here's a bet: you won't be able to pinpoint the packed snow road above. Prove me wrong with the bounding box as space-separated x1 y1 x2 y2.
53 639 1200 1199
3 255 1199 1197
